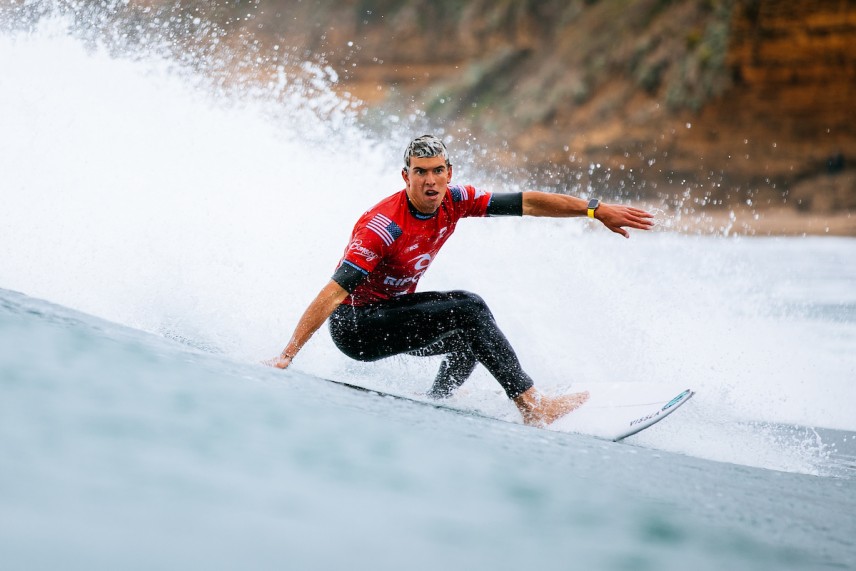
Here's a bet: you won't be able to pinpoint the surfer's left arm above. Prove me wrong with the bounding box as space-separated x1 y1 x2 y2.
521 191 654 238
265 280 349 370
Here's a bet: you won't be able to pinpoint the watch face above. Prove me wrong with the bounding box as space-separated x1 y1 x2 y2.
587 198 599 209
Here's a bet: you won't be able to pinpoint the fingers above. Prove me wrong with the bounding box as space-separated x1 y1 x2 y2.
600 205 654 238
626 206 654 218
619 207 655 226
600 204 654 237
262 356 291 369
625 216 655 230
609 225 630 238
618 213 653 228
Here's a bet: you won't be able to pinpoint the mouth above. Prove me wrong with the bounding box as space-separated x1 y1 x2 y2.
425 190 439 197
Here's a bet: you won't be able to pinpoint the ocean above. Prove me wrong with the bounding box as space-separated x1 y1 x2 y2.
1 7 854 570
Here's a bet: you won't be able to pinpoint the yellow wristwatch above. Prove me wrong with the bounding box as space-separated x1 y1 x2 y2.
587 198 600 219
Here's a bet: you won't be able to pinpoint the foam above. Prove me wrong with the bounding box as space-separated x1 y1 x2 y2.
1 16 854 476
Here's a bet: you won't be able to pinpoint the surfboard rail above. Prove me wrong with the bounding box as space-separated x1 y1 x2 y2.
309 374 694 442
612 389 694 441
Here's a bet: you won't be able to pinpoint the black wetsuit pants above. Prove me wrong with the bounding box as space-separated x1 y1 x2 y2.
328 290 534 399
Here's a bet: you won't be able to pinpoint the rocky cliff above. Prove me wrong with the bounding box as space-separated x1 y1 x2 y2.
131 0 856 226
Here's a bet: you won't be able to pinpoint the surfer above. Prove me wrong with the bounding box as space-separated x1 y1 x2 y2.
266 135 654 425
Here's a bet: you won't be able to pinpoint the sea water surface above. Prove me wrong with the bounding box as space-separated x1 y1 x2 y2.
1 8 855 570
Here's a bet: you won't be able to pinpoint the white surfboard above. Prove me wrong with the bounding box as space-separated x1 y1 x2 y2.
550 384 694 441
317 375 693 442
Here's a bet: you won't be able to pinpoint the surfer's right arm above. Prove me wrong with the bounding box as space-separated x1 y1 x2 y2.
265 280 349 369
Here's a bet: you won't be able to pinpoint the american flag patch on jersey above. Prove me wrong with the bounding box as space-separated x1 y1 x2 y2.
366 213 403 246
449 185 468 202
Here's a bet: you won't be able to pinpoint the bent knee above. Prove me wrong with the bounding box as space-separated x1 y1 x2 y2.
447 290 486 307
446 290 493 323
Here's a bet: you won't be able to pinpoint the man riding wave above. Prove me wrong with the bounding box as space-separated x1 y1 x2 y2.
266 135 654 426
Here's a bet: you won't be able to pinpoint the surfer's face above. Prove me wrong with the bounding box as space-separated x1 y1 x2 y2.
402 156 452 215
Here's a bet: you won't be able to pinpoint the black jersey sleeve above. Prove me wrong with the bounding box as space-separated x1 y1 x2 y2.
486 192 523 216
331 261 368 293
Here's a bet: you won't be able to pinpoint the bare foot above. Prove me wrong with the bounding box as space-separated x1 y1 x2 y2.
514 387 590 427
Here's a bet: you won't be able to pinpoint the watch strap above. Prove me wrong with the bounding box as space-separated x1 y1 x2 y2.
587 198 600 219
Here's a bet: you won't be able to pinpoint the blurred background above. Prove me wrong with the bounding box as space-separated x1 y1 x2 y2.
2 4 855 568
12 0 850 234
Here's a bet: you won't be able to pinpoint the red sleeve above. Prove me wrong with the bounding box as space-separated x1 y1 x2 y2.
339 215 390 274
455 184 493 218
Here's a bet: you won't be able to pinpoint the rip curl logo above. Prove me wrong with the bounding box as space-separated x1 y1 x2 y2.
384 275 417 287
383 254 433 288
348 240 378 262
410 253 432 271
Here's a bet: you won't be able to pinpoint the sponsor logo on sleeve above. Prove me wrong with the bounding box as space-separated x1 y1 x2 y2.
348 240 379 262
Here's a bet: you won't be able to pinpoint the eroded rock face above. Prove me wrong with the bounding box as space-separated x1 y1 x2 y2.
728 0 854 130
129 0 856 212
681 0 856 209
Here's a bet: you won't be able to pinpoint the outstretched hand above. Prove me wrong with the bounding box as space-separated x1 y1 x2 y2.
595 204 655 238
263 354 293 369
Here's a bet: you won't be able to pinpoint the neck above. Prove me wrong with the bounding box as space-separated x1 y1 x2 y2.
405 192 438 219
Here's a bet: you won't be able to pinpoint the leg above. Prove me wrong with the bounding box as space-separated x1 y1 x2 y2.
431 350 478 398
329 291 587 424
330 291 533 398
405 332 477 398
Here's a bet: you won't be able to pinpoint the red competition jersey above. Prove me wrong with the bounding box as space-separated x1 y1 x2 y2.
336 185 493 306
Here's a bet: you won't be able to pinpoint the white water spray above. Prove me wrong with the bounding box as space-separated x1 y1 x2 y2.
1 12 854 476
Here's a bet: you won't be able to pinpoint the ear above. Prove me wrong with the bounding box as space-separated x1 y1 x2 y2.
447 163 453 182
401 167 410 185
